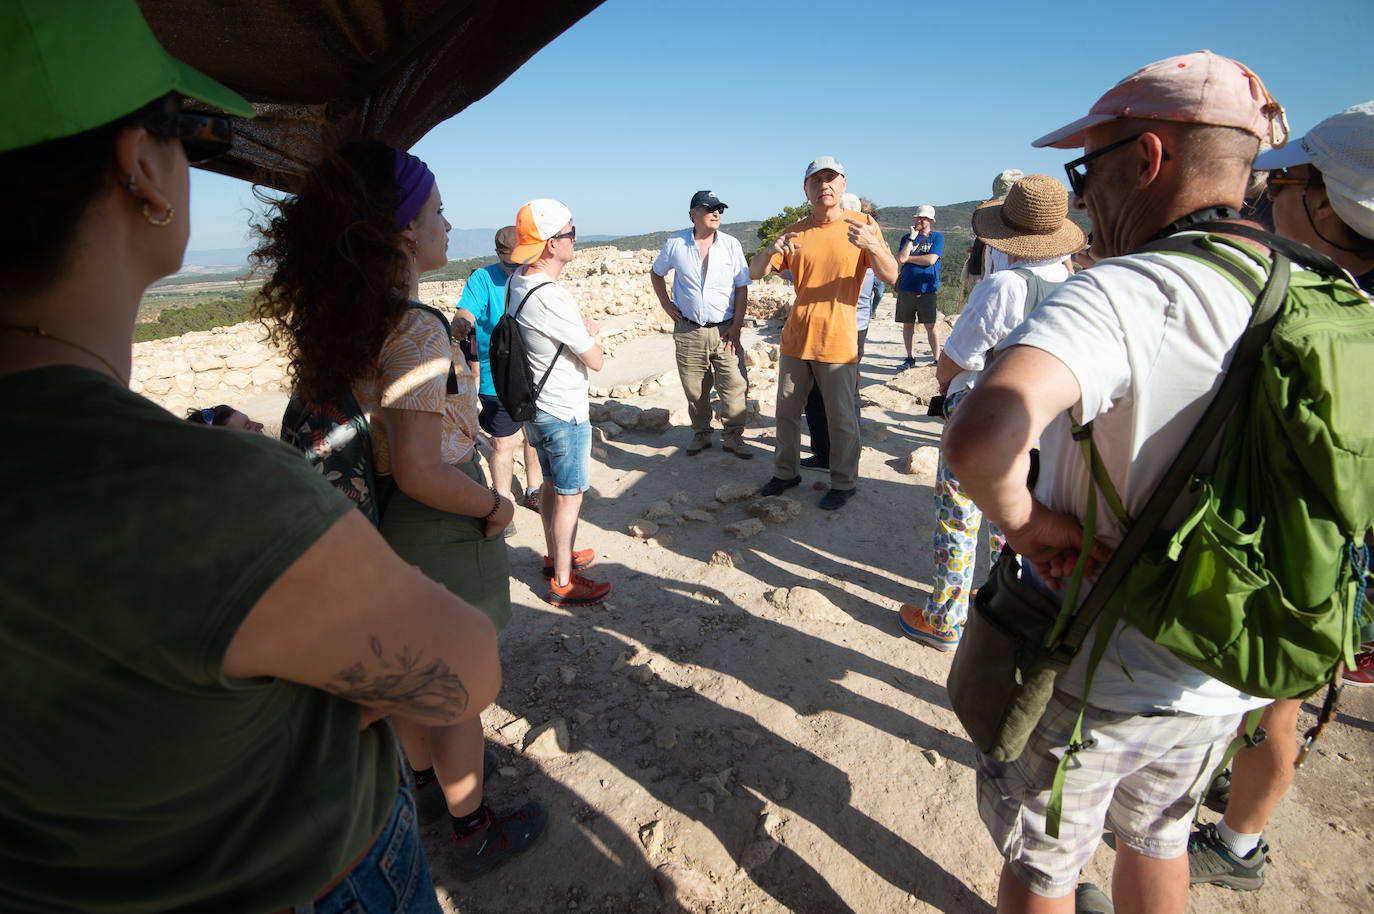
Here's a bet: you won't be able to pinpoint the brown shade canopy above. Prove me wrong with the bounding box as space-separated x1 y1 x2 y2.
138 0 605 191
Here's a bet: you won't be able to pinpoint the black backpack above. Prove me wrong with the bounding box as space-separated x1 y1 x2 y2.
489 279 563 422
280 303 457 526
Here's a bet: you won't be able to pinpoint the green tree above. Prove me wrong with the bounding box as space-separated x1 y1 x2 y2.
753 202 813 259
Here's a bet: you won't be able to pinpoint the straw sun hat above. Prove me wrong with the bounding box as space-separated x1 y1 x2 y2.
970 174 1087 260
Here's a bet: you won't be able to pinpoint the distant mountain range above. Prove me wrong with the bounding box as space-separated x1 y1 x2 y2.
178 201 1092 275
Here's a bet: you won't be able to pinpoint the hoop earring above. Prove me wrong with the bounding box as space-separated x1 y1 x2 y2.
142 204 175 227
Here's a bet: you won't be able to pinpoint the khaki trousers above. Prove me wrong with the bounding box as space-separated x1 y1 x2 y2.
674 320 748 438
775 355 859 490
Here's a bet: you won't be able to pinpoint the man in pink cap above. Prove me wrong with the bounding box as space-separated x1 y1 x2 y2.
942 51 1287 913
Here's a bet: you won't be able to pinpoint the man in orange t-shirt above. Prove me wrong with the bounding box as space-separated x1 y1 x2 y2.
748 155 899 509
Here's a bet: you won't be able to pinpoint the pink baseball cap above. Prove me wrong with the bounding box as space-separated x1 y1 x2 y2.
1032 50 1288 150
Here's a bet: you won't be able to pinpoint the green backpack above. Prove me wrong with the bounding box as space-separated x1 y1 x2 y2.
1072 225 1373 702
1032 224 1374 837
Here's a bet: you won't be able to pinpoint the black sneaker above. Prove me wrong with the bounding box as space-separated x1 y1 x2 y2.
1203 768 1231 814
818 487 856 510
453 802 549 880
1187 822 1267 891
412 750 502 824
759 475 801 496
800 455 829 470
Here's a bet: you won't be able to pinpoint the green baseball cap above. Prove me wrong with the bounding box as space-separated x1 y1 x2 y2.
1 0 254 153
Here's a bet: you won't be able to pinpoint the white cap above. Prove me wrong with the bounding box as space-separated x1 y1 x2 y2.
915 205 935 220
1254 100 1374 241
804 155 846 179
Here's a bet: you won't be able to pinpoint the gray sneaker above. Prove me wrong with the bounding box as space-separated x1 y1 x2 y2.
1075 883 1114 914
1188 822 1267 890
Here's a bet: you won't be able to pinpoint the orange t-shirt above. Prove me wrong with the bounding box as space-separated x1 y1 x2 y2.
768 210 883 362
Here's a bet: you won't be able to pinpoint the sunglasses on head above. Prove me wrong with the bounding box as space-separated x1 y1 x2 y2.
200 407 217 425
140 112 234 163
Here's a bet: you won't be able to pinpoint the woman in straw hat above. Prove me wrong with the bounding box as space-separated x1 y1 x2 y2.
898 175 1086 651
0 3 498 910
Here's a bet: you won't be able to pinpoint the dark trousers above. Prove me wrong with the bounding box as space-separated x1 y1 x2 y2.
804 329 867 462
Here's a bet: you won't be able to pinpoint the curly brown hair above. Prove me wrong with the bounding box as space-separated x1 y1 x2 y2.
251 141 413 401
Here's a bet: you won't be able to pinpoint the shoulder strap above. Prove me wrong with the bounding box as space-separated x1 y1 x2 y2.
407 302 459 395
503 279 567 400
1154 220 1349 278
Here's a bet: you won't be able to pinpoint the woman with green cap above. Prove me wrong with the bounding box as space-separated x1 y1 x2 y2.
0 3 499 911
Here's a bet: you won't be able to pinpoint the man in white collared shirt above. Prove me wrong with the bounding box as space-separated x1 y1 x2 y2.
650 190 753 458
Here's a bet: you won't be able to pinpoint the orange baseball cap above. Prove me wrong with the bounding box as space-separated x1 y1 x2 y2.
511 198 573 264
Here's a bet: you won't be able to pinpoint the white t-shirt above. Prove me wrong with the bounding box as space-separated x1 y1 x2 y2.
943 257 1069 393
1003 238 1271 716
509 267 596 423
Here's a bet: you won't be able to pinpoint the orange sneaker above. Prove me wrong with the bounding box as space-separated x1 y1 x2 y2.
541 548 595 578
898 603 960 651
544 572 611 608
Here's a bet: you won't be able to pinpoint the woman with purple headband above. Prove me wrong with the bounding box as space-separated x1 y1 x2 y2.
255 141 547 877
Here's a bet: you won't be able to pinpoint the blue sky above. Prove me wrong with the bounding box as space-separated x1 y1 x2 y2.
187 0 1372 253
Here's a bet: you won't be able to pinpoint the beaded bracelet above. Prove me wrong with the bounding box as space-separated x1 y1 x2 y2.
484 485 502 520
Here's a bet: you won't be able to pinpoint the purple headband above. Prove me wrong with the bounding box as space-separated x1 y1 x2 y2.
393 148 436 230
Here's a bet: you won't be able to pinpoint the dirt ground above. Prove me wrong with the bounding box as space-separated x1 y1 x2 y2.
419 293 1374 914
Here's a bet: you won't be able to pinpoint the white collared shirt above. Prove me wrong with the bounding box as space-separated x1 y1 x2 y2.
651 228 751 324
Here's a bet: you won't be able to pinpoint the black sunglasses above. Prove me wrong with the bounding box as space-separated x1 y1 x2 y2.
1063 132 1145 199
141 112 234 163
551 225 576 241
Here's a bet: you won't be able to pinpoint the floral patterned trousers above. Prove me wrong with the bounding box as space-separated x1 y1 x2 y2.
925 389 1004 629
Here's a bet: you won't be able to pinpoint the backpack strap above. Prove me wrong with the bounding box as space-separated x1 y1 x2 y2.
407 302 459 395
1042 252 1293 839
504 279 567 402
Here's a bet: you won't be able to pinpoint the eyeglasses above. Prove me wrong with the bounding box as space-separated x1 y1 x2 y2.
141 112 234 163
1063 133 1147 199
1265 167 1308 200
551 226 576 241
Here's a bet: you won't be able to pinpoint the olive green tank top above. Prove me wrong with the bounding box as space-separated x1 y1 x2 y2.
0 367 397 912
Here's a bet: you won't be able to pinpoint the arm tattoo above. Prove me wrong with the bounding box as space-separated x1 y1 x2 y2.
331 638 470 722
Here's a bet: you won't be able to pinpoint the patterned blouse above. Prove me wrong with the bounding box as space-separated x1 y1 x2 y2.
352 306 480 475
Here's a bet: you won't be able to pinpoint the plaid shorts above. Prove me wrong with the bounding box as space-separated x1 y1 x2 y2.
976 690 1240 898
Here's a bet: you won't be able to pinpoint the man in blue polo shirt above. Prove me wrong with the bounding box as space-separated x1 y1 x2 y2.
650 190 753 459
895 205 943 368
455 226 546 518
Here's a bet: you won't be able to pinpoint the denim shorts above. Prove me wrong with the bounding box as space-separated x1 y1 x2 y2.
526 408 591 495
295 785 442 914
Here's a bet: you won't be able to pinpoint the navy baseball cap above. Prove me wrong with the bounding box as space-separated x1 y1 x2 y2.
690 190 727 210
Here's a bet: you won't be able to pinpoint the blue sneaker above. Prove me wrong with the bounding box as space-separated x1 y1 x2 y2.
898 603 960 651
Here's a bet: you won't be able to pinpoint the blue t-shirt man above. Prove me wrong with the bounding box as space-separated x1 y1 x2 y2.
897 230 943 293
456 262 511 398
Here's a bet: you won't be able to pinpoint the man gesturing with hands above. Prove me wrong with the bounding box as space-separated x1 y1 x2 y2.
749 156 898 510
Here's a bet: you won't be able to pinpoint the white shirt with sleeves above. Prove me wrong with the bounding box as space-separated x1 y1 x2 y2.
943 257 1069 393
1002 240 1272 717
651 229 750 324
509 267 596 424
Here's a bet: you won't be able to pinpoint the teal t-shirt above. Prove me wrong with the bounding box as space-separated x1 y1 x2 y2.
0 367 397 913
456 262 511 397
